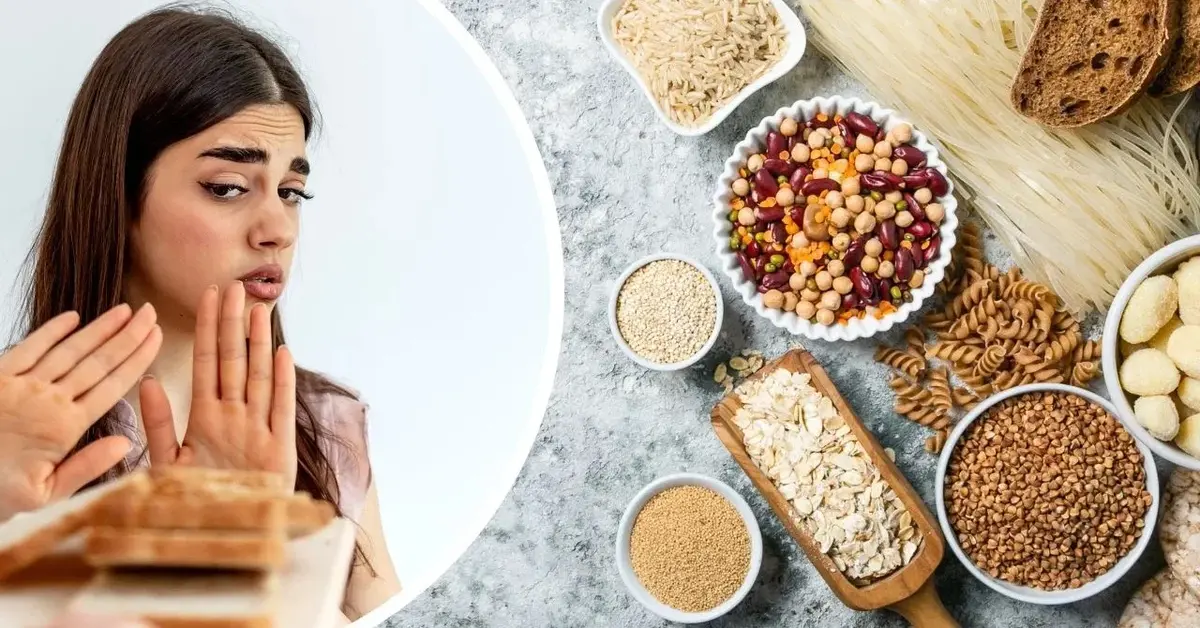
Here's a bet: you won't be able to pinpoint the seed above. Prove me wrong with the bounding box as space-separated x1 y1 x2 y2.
629 485 751 613
615 260 717 365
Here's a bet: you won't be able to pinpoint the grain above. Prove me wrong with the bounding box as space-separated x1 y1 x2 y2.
611 0 787 127
945 392 1153 590
629 485 750 612
616 259 717 364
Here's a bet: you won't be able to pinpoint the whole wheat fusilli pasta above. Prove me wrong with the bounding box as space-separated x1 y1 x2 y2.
875 346 925 378
926 341 984 364
904 327 926 361
973 344 1006 378
1042 329 1081 364
1069 361 1099 387
927 367 952 414
924 429 948 455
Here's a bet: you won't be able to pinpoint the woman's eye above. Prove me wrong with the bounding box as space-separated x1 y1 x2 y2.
279 188 314 204
201 183 247 199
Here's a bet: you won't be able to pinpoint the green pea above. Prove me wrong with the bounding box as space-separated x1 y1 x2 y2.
765 263 778 273
777 176 787 184
730 237 741 250
890 286 902 300
729 210 739 222
896 200 908 211
903 233 915 241
755 232 767 242
870 191 883 201
770 254 786 265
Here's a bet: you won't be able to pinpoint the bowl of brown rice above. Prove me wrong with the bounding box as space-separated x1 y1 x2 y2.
615 473 763 623
597 0 807 136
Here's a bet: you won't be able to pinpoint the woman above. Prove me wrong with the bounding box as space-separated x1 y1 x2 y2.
0 5 400 622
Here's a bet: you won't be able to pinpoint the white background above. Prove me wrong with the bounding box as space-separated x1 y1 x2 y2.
0 0 562 621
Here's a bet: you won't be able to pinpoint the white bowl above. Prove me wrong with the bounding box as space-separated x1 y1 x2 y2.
609 253 724 371
596 0 807 137
615 473 763 623
713 96 959 342
1103 233 1200 470
934 384 1160 605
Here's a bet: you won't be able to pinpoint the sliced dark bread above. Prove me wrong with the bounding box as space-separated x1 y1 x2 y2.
1011 0 1180 127
1152 0 1200 95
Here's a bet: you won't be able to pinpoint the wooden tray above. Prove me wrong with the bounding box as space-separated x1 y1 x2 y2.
711 348 956 627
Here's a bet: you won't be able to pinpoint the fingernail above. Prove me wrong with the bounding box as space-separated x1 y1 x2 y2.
141 373 155 382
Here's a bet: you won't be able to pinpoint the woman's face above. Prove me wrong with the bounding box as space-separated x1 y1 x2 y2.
127 104 310 327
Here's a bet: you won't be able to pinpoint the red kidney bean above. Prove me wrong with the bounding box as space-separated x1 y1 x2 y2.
895 248 914 282
836 119 854 142
841 293 861 310
841 236 867 268
767 131 787 157
883 172 905 189
788 135 803 153
907 221 935 239
800 178 841 196
764 158 794 177
788 166 811 190
844 112 879 138
763 270 789 290
926 235 942 262
789 207 805 224
877 220 900 251
757 206 786 223
811 115 835 129
859 172 896 192
753 169 779 197
782 260 795 274
744 241 761 258
736 252 755 282
850 267 874 299
875 129 886 143
753 221 769 233
903 193 926 221
770 222 787 244
756 284 769 294
891 145 927 169
878 279 892 304
924 168 950 197
902 172 931 189
910 242 925 268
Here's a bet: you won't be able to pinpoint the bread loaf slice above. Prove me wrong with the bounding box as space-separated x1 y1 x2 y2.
1152 0 1200 94
149 467 287 496
95 492 331 539
84 528 286 571
1011 0 1180 126
70 569 278 628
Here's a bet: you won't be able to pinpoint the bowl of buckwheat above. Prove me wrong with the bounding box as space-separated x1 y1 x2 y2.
934 383 1159 605
609 253 724 371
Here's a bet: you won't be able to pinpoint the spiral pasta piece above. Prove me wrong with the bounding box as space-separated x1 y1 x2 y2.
889 376 930 401
995 266 1022 295
1069 361 1099 387
1042 329 1081 364
898 403 950 430
926 341 983 364
992 369 1035 392
904 327 926 361
959 222 984 271
927 367 952 413
1051 309 1077 332
875 346 925 378
995 319 1024 340
1071 339 1102 364
977 318 1001 343
1004 280 1053 305
973 344 1006 377
925 429 948 454
1012 299 1035 324
945 279 994 319
951 386 979 410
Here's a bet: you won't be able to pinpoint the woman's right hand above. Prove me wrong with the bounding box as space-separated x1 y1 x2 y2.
0 304 161 522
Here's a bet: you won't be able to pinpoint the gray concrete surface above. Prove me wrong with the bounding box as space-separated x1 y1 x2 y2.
386 1 1195 626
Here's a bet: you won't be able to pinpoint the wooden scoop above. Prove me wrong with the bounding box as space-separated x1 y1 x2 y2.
711 348 957 627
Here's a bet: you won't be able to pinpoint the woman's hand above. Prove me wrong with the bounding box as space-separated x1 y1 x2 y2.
140 282 297 489
0 304 162 522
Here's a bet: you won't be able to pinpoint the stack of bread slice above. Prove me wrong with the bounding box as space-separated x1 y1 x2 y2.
0 468 348 628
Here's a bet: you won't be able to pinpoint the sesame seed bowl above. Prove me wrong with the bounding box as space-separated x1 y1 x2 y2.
609 253 724 372
713 95 958 342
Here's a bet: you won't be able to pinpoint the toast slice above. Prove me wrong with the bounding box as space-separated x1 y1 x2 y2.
1152 0 1200 94
149 467 288 496
96 486 333 539
70 568 278 628
0 472 149 582
84 528 285 571
1011 0 1180 127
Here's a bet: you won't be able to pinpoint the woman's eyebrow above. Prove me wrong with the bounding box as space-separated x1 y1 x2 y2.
198 146 310 176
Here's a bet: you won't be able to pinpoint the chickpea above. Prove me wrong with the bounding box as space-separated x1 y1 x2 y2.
861 256 880 273
863 196 877 215
854 153 875 172
832 276 853 295
799 260 818 276
737 207 756 226
865 238 884 257
801 288 821 303
893 123 913 144
826 259 846 277
776 188 796 207
873 140 893 158
874 157 892 173
791 144 811 163
795 300 817 320
763 289 785 309
890 159 908 176
825 191 845 209
789 272 806 291
807 131 825 150
845 194 865 215
815 270 833 291
925 202 945 223
894 210 914 228
732 178 750 197
831 233 851 252
878 260 895 279
854 212 877 234
830 207 852 228
820 290 841 310
815 308 837 325
885 190 904 203
841 177 861 197
801 127 812 140
914 187 933 204
792 232 810 248
874 200 896 220
813 167 829 180
780 117 799 137
783 291 800 312
747 154 764 173
855 134 875 154
909 270 926 289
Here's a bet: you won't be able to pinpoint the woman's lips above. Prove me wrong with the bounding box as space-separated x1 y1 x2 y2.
239 264 284 301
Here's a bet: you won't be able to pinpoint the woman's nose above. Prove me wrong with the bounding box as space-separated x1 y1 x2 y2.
249 197 297 250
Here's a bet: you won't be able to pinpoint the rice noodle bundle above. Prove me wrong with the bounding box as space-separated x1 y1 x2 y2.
797 0 1200 314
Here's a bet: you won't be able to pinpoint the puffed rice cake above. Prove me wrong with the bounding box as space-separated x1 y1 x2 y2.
1162 470 1200 597
1118 569 1200 628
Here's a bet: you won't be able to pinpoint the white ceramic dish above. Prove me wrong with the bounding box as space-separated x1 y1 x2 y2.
713 96 959 342
609 253 724 371
1102 233 1200 470
934 384 1160 605
615 473 763 623
595 0 807 137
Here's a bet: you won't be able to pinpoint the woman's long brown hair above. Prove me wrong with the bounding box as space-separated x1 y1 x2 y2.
17 4 373 579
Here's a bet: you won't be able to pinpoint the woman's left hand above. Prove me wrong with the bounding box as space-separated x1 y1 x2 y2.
140 282 298 489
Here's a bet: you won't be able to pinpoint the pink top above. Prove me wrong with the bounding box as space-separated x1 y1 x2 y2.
110 392 372 521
